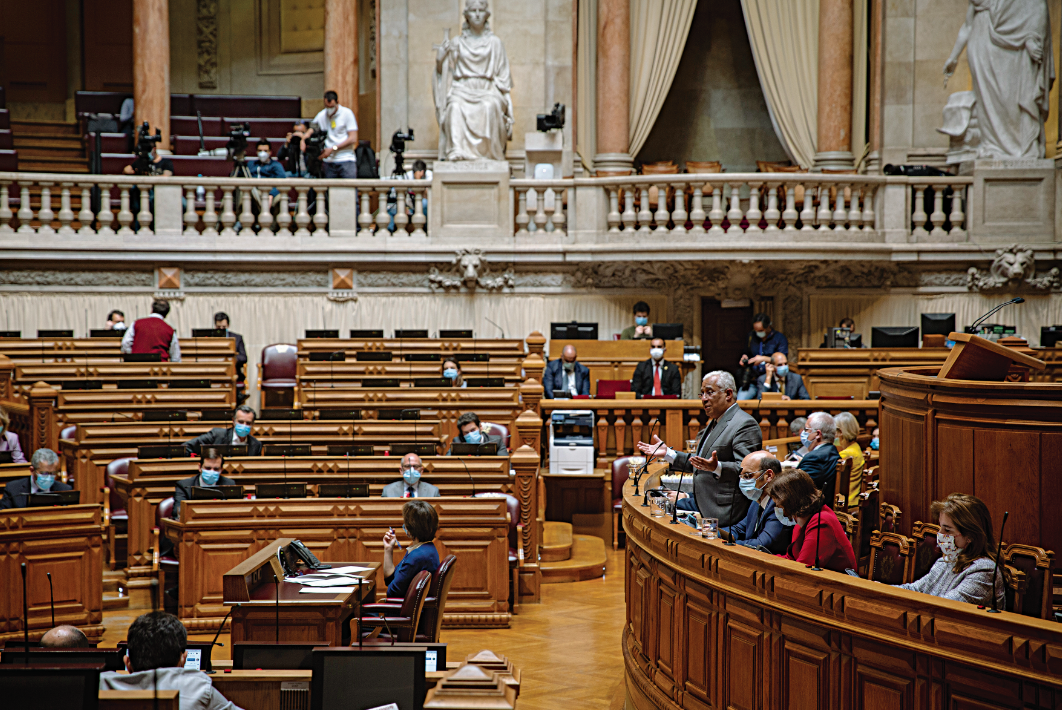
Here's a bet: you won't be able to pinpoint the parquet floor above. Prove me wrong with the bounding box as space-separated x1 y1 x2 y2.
101 548 629 709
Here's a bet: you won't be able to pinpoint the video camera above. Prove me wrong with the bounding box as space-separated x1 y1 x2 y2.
536 103 565 132
226 122 251 162
131 122 163 175
303 131 327 178
389 128 415 176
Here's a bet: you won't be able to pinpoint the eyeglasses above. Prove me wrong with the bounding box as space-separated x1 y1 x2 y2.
739 469 765 481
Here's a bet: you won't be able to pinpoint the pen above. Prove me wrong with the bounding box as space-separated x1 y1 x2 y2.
389 526 402 549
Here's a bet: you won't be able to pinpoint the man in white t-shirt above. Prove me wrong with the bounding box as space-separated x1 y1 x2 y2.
303 90 359 179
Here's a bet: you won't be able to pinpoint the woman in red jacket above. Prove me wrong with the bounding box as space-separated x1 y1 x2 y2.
767 468 856 573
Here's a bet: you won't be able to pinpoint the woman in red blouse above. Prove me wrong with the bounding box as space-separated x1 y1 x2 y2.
767 468 856 573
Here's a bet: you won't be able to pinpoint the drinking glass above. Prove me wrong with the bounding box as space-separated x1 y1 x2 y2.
686 439 698 454
702 517 719 539
651 495 667 518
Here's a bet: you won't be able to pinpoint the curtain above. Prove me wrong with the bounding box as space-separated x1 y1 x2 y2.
851 0 868 168
740 0 819 168
576 0 598 172
627 0 698 158
0 291 669 408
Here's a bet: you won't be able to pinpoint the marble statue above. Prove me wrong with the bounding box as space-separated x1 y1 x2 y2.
433 0 514 162
943 0 1054 159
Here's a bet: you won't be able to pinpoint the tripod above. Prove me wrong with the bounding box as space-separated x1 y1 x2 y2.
231 157 268 234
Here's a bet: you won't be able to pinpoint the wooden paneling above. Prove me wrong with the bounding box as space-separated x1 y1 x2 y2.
973 429 1040 546
0 0 67 103
83 0 133 91
935 424 974 498
547 340 692 396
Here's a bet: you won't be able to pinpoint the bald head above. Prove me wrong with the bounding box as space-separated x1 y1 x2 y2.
401 453 423 471
40 625 89 648
561 345 577 363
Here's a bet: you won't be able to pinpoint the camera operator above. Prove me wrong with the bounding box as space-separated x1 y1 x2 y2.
304 90 358 178
388 159 431 232
123 123 172 176
278 122 310 177
246 138 287 229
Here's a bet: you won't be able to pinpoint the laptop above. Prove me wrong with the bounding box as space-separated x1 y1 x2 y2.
450 442 499 456
27 491 81 507
317 483 370 498
256 483 308 499
190 485 244 501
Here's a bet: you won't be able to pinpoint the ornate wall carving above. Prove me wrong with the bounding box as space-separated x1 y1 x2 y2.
182 270 329 288
0 270 154 287
966 245 1061 291
196 0 219 90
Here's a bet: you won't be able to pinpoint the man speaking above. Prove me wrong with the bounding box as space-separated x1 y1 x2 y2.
636 370 761 527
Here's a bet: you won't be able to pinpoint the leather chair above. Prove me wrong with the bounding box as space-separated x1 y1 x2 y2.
480 421 510 451
259 344 298 406
867 531 913 584
474 492 523 613
879 503 902 534
834 510 857 550
824 457 849 514
854 488 880 573
60 425 77 440
908 521 941 583
377 554 457 643
1003 543 1055 619
103 457 134 570
611 456 644 549
350 569 432 643
152 497 179 612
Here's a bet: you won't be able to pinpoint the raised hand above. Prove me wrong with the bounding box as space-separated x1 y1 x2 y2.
636 434 666 458
382 527 397 552
689 450 719 472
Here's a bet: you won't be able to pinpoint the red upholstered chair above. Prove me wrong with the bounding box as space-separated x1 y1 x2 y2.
259 344 298 405
474 492 523 613
867 531 913 584
834 510 857 550
611 456 645 549
350 569 432 643
60 425 77 440
879 502 902 534
103 457 134 570
908 521 941 583
854 488 880 574
1003 543 1055 619
374 554 457 643
152 497 179 612
480 421 510 450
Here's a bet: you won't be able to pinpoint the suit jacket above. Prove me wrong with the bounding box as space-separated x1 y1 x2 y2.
183 427 262 457
0 476 73 510
0 430 27 463
173 472 238 518
445 432 508 456
672 403 761 526
228 330 248 380
381 480 441 498
798 443 841 501
542 359 590 399
631 358 681 397
723 497 793 554
754 372 810 400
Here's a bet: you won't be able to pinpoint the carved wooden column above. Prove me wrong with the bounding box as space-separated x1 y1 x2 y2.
28 382 58 455
0 355 12 400
510 444 541 603
513 409 542 454
814 0 854 170
594 0 631 175
521 352 545 384
525 330 546 358
133 0 171 148
324 0 358 116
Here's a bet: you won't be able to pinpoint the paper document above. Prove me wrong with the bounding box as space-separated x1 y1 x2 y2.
298 587 356 594
298 577 366 587
316 565 374 575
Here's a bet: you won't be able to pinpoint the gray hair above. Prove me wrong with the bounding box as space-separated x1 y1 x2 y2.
789 417 807 436
703 370 737 395
807 412 837 441
235 405 256 420
30 448 59 470
834 411 859 445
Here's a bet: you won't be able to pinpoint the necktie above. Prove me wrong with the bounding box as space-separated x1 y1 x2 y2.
653 365 662 396
699 421 716 456
405 486 415 498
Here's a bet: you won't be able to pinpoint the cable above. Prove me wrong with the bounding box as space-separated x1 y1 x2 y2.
459 455 477 497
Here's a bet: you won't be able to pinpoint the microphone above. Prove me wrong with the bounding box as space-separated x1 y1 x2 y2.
21 562 29 664
459 456 477 497
47 572 54 627
205 602 239 673
635 417 661 502
808 508 823 571
274 568 280 642
328 350 343 390
722 466 740 546
670 468 685 525
485 317 505 339
355 576 363 649
988 510 1009 613
968 297 1025 334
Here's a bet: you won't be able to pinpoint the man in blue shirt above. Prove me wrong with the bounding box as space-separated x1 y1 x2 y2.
738 313 788 399
721 451 793 553
245 138 288 232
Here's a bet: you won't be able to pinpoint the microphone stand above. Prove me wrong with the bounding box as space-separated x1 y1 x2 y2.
634 418 661 502
988 510 1009 613
21 562 29 663
968 298 1025 334
47 572 54 627
356 576 363 649
722 470 740 546
205 602 239 674
808 508 823 571
274 573 280 642
669 469 685 525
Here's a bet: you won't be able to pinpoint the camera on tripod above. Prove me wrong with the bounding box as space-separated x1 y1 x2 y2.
536 103 565 132
131 122 163 175
389 128 415 176
302 132 327 178
226 122 251 162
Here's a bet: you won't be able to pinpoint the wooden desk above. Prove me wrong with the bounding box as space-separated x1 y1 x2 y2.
296 337 528 359
0 504 104 644
166 498 512 631
548 339 691 395
0 337 235 362
99 690 179 710
621 480 1062 710
0 462 32 493
297 360 524 388
9 361 236 391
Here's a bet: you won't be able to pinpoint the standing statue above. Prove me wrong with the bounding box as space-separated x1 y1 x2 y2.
943 0 1054 159
433 0 514 162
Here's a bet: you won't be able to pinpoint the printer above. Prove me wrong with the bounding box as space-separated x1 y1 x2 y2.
549 410 595 474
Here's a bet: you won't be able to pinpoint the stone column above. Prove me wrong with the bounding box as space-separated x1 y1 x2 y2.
814 0 854 170
594 0 631 175
865 0 885 173
133 0 170 149
325 0 358 116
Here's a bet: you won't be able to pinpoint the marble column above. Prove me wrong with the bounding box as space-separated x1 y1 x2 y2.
133 0 170 149
865 0 884 173
594 0 631 175
325 0 358 116
814 0 854 170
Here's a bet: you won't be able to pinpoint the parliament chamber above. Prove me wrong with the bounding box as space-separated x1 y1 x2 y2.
5 0 1062 707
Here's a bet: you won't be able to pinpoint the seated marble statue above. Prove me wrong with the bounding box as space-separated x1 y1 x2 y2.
433 0 514 162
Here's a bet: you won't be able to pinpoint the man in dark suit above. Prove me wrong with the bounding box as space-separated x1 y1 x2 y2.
173 448 237 518
446 412 508 455
543 345 590 398
754 352 810 400
214 312 247 393
0 448 72 509
182 405 262 456
794 411 841 501
637 371 762 527
721 451 793 553
631 337 681 397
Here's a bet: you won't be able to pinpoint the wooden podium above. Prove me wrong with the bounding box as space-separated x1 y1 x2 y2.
939 332 1047 381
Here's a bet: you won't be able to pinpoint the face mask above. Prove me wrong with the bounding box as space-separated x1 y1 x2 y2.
739 475 763 501
200 469 221 486
774 506 795 526
800 430 815 448
257 151 270 162
36 473 55 491
234 423 252 438
755 330 767 339
936 532 963 563
562 361 575 372
112 322 127 331
649 347 664 361
402 468 422 486
635 316 648 326
870 437 879 450
775 365 789 377
464 429 483 444
327 106 338 117
443 368 459 379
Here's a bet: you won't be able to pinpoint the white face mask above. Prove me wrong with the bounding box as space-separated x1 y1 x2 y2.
936 532 963 563
257 151 270 162
649 347 664 361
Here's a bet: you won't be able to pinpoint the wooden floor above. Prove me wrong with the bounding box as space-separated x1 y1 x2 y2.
102 547 628 710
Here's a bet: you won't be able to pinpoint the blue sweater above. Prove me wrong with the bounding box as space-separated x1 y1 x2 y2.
723 497 792 554
385 542 440 598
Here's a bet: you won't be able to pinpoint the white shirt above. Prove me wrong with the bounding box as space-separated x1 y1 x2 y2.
663 402 740 479
312 105 358 163
120 313 182 362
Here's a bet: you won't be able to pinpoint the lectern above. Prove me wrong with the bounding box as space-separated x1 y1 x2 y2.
939 332 1046 381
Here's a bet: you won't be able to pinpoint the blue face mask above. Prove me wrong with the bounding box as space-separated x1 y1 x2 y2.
36 473 55 491
775 365 789 377
755 330 767 339
443 368 459 379
234 423 252 438
200 469 221 486
870 437 879 450
800 430 814 448
402 468 422 486
739 475 763 501
774 506 795 526
635 316 648 326
464 428 482 444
